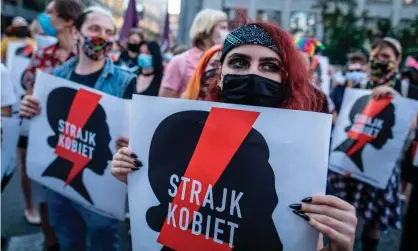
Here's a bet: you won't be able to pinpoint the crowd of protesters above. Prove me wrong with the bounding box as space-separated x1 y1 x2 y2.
1 1 418 250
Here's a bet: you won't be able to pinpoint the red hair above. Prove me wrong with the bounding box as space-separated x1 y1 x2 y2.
181 45 222 100
205 22 326 113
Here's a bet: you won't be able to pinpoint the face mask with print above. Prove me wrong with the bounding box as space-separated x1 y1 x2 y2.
38 13 57 37
346 71 367 84
81 34 113 61
137 54 153 68
220 74 283 108
370 59 397 86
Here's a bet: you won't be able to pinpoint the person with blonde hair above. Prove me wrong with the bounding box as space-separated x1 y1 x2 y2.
159 9 228 98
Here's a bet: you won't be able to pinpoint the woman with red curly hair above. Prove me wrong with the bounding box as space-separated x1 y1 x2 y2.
112 22 356 251
181 44 223 100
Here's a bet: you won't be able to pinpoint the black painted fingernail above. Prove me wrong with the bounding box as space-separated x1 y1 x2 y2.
292 210 310 221
131 167 140 171
301 197 312 203
289 203 302 210
134 160 143 167
130 153 138 158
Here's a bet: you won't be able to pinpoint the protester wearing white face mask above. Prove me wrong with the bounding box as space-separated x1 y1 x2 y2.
159 9 228 98
330 52 368 114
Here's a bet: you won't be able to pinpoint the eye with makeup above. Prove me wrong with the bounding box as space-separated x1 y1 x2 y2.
228 58 249 69
260 62 279 72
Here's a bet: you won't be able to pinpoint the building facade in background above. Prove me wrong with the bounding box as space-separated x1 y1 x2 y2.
177 0 418 45
1 0 169 43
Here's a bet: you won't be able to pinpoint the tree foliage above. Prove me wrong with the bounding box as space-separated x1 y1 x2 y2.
314 0 367 65
394 16 418 59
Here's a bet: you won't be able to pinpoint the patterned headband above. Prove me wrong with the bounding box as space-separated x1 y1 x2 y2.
221 24 280 62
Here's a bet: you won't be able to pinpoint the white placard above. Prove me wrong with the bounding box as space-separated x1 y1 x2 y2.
6 41 27 67
1 117 20 181
329 88 418 189
26 71 129 220
317 55 331 96
9 54 31 136
128 95 332 251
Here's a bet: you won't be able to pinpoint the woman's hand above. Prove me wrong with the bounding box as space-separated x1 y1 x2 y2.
116 136 129 151
371 85 400 99
290 195 357 251
111 147 142 183
20 95 41 118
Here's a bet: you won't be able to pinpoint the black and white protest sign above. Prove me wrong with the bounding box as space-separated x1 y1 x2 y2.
128 95 332 251
330 88 418 188
27 71 129 220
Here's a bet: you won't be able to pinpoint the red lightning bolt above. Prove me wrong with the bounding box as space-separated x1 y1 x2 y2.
346 96 393 156
54 89 102 186
157 107 260 251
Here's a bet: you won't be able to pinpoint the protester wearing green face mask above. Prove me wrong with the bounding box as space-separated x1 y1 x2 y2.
368 37 403 99
329 37 407 251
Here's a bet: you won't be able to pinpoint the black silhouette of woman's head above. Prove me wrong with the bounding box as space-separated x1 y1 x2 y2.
146 110 283 251
334 95 395 171
43 87 113 203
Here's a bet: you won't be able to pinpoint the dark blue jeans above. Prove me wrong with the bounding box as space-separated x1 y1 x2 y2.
46 189 120 251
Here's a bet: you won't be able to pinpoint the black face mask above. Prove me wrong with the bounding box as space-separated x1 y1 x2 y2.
127 43 140 53
220 74 283 108
11 26 30 38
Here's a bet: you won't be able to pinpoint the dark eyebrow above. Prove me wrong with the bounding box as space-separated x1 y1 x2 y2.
227 53 251 60
259 57 280 63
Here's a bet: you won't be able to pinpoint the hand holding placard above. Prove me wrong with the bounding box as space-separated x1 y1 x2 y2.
20 95 41 118
111 147 142 183
290 195 357 251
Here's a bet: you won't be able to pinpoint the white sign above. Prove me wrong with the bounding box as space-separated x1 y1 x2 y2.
316 55 331 96
27 71 129 220
329 88 418 189
128 95 332 251
9 53 31 136
1 117 20 181
6 41 27 67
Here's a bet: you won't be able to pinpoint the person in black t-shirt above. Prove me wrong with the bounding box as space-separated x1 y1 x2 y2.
135 41 163 96
20 6 137 250
116 28 145 72
69 66 136 99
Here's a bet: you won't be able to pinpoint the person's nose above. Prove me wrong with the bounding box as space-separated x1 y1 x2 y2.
248 64 261 75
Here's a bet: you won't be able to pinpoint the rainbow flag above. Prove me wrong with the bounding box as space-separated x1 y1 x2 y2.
295 37 326 57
